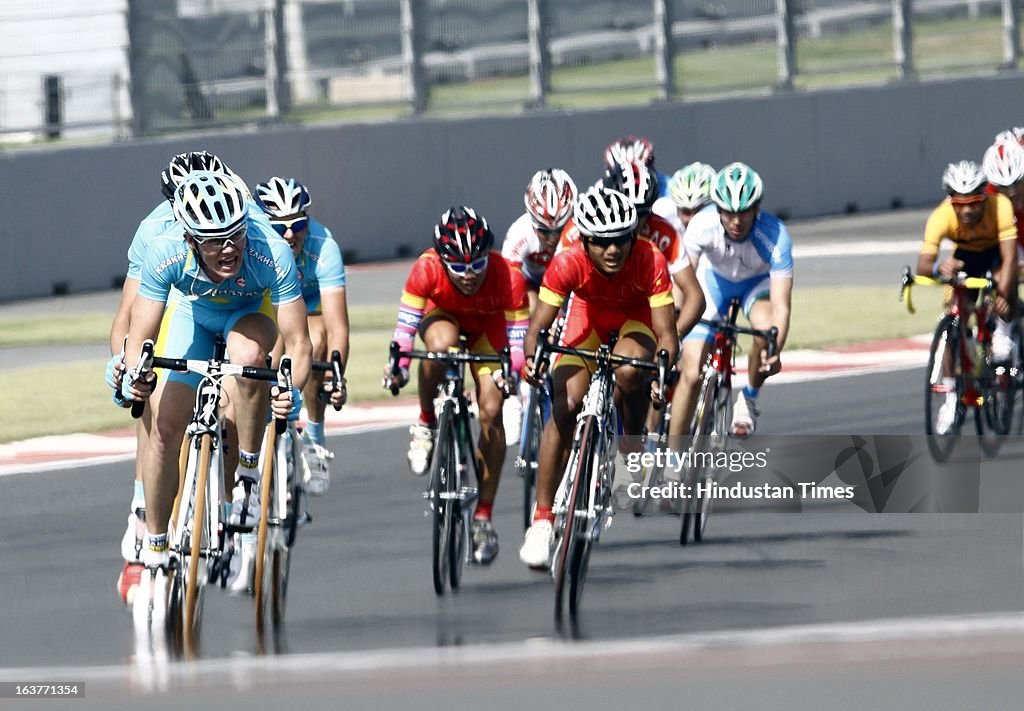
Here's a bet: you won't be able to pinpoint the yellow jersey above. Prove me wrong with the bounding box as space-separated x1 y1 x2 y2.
920 194 1016 256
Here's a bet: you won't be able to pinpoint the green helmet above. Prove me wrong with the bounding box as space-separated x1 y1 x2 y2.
711 162 763 212
668 162 716 210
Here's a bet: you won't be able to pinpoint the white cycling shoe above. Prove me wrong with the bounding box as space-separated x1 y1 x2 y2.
502 396 523 447
731 394 759 437
302 442 333 496
408 424 435 476
519 520 554 570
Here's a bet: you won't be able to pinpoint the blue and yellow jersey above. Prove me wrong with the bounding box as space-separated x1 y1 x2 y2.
296 217 346 309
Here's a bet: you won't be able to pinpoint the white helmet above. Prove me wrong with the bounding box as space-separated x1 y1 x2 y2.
668 162 716 210
941 160 986 195
174 171 248 238
994 127 1024 147
573 186 638 241
255 177 311 218
982 140 1024 187
524 169 577 230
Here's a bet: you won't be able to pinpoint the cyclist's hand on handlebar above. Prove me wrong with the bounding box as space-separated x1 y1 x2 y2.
491 368 516 398
650 378 668 407
992 293 1011 320
322 375 348 408
522 355 546 387
760 350 782 376
105 353 125 391
270 384 302 421
381 363 409 391
119 367 156 403
936 257 965 279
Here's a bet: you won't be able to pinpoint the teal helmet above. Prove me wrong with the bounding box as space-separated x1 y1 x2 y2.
711 162 763 212
668 162 716 210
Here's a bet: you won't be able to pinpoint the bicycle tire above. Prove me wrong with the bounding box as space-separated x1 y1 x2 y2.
924 315 961 463
681 372 717 546
183 433 211 657
569 419 603 617
519 388 543 531
254 423 279 634
449 418 467 591
634 402 670 517
554 416 594 620
168 568 184 655
430 407 454 595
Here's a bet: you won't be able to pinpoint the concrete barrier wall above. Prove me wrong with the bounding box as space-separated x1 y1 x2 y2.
2 73 1023 301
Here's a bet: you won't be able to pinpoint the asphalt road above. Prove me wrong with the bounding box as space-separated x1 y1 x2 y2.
0 369 1022 710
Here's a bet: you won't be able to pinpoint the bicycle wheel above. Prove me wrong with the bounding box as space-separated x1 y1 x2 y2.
681 372 717 546
554 416 595 620
518 388 543 531
165 561 184 657
183 433 212 657
429 407 455 595
924 315 961 463
254 424 279 634
569 419 605 617
634 402 670 516
449 419 468 591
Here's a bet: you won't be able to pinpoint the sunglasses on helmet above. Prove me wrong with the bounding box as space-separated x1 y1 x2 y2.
445 255 489 275
271 217 308 235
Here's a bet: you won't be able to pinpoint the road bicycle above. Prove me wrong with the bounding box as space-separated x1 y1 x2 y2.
514 315 563 531
388 340 511 596
531 328 668 619
130 337 283 658
900 266 1020 462
679 299 777 546
252 351 343 636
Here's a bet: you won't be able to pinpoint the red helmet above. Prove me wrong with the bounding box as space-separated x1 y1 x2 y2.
433 206 493 263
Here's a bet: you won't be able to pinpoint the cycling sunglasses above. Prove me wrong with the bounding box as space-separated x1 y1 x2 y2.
191 226 247 251
271 217 308 235
587 233 633 249
445 256 489 275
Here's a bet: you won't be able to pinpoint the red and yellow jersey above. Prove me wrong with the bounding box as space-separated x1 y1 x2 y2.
985 183 1024 248
558 214 685 273
400 248 527 319
539 238 674 311
921 194 1017 255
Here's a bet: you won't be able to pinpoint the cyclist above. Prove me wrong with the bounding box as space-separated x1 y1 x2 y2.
501 168 577 446
108 151 264 606
982 137 1024 267
671 162 793 439
382 206 528 566
116 171 312 612
595 160 706 336
518 186 678 569
603 134 668 196
254 176 350 495
916 161 1018 432
653 162 717 235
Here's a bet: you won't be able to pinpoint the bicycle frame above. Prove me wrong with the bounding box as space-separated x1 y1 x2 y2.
388 340 511 595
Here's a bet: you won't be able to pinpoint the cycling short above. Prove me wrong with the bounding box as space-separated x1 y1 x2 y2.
953 245 1001 277
554 295 654 371
420 306 508 377
156 293 276 388
686 264 771 343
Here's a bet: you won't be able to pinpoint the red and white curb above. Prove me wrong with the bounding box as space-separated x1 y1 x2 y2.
0 336 931 476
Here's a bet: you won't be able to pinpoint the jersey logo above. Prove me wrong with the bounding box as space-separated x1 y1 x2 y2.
235 276 247 288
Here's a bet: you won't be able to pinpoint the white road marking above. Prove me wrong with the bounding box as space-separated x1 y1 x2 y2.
1 612 1023 684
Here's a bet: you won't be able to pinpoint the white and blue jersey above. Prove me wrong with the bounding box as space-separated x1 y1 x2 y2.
683 205 794 341
126 200 273 279
295 217 346 314
137 219 301 386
